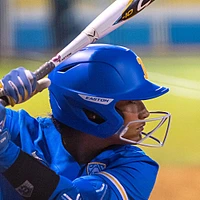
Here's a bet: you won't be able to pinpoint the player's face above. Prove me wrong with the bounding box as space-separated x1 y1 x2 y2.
116 100 149 142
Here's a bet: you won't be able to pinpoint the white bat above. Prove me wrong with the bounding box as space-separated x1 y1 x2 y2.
0 0 155 105
34 0 154 80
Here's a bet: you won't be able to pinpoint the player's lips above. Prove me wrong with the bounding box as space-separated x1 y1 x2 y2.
136 123 145 132
137 126 144 132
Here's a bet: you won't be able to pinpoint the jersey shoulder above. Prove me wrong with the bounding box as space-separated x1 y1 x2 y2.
93 144 157 166
86 145 158 199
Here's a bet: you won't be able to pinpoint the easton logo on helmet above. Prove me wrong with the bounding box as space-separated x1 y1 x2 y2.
78 94 114 105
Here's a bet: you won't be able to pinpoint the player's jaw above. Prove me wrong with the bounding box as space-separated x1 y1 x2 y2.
122 122 146 142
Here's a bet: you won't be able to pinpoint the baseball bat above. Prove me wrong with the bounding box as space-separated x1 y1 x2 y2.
0 0 155 106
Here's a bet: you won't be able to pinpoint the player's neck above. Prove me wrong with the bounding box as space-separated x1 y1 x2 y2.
61 130 114 164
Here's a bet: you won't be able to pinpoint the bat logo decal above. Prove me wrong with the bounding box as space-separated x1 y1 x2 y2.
83 27 99 42
87 30 98 42
137 0 152 11
52 55 62 63
114 0 154 24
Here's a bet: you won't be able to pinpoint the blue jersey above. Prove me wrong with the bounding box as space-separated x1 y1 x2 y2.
0 109 158 200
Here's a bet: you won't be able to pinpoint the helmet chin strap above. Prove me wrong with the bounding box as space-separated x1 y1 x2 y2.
118 111 171 147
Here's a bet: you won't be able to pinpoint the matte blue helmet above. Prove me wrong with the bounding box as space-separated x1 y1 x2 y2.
48 44 169 139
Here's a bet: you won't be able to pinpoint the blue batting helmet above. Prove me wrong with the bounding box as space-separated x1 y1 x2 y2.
48 44 169 138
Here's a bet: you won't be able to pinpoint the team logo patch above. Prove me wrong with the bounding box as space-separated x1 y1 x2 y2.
137 56 148 79
87 162 106 175
15 180 34 198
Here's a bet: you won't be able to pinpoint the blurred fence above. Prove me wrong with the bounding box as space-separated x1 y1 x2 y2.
1 0 200 58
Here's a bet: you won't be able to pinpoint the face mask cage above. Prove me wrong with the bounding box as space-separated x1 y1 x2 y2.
118 111 171 147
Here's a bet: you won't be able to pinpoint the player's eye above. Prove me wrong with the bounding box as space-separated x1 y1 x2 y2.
131 101 136 104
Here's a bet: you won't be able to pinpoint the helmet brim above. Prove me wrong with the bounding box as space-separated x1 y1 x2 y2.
120 79 169 100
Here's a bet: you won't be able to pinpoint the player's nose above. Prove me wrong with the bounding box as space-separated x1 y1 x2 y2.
138 105 150 120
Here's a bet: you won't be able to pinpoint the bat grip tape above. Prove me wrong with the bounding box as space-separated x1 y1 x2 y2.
2 150 59 199
34 62 55 80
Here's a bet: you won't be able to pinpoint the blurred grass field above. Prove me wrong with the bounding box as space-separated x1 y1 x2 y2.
1 55 200 166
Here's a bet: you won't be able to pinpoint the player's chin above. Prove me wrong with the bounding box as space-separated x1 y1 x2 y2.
124 131 142 142
138 133 143 141
133 133 142 142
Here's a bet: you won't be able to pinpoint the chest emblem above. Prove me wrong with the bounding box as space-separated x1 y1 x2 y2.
87 162 106 175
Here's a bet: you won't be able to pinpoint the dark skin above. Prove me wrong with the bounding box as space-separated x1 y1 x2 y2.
61 100 149 164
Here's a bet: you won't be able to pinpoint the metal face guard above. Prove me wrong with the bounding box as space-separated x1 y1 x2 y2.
118 111 171 147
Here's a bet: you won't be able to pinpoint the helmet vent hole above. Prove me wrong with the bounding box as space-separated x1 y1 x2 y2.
58 64 77 72
83 109 105 124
